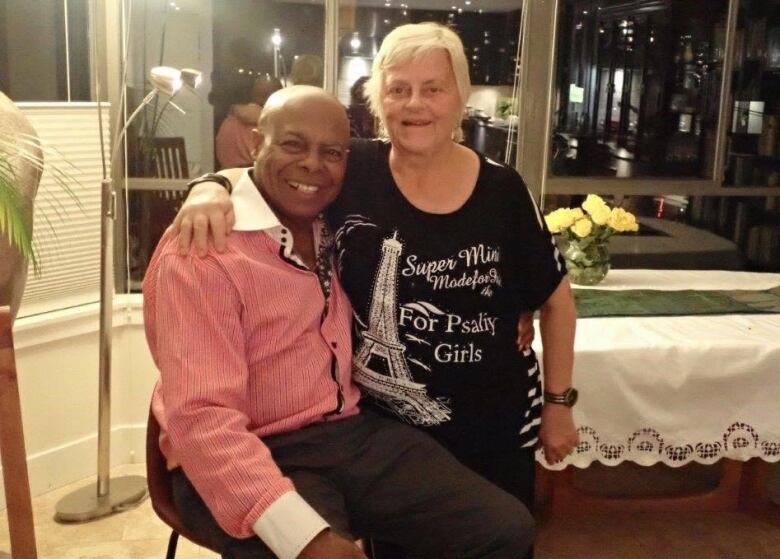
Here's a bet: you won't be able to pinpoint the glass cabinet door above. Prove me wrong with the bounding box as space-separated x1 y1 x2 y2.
550 0 729 179
724 0 780 187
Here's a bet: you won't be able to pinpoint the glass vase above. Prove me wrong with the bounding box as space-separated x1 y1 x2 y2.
562 238 611 286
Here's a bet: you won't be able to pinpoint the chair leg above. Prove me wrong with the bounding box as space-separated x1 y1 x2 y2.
165 530 179 559
0 308 38 559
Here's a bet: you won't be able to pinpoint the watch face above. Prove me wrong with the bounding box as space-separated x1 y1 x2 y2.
565 387 579 406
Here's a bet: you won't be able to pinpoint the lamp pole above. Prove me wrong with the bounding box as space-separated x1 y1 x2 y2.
53 176 146 521
54 65 200 523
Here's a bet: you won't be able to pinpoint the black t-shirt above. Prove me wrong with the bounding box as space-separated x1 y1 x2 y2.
327 139 566 454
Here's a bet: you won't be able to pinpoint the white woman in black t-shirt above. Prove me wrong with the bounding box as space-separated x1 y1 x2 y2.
171 22 578 553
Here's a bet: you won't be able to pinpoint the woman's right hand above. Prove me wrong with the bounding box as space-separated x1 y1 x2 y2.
170 181 235 257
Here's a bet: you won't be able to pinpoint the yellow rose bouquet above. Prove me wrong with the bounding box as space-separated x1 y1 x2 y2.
545 194 638 285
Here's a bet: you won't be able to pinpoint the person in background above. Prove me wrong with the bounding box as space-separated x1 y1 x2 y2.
289 54 324 87
171 23 579 557
215 73 282 168
347 76 375 138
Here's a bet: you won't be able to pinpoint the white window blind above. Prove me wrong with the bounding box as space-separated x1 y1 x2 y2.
16 102 110 318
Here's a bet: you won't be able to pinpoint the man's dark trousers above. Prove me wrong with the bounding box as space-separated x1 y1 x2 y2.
172 411 535 558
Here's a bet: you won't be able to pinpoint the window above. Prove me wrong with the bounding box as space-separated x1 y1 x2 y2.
550 0 729 179
0 0 91 102
724 0 780 188
1 1 102 318
122 0 525 289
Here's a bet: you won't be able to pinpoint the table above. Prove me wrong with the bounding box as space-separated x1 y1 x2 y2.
535 270 780 518
609 218 743 271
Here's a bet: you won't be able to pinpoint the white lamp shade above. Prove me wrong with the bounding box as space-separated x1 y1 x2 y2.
181 68 202 89
149 66 182 96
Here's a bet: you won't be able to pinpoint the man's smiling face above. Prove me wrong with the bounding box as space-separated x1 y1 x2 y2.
252 88 350 228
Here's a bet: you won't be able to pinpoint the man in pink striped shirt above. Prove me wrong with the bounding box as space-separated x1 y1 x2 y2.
145 86 534 559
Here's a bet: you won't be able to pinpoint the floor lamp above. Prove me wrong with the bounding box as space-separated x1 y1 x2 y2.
54 66 201 522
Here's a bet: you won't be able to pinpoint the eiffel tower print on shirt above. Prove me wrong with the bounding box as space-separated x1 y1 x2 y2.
352 231 452 426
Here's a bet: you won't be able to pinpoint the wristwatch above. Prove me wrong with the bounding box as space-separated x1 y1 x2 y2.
543 387 578 407
186 172 233 194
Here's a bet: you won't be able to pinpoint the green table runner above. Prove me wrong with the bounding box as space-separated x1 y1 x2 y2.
574 285 780 318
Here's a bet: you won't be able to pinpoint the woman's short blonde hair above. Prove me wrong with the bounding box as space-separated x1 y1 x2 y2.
363 22 471 142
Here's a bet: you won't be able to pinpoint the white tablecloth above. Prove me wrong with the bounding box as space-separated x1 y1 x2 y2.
537 270 780 469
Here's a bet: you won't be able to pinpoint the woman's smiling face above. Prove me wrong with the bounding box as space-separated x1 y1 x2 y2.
380 49 463 156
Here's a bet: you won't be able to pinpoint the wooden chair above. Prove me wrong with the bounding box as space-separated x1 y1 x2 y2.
146 406 221 559
146 406 379 557
152 137 190 181
129 136 189 290
0 307 37 558
149 137 188 241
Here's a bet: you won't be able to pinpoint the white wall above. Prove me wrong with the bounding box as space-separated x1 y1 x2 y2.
3 296 156 510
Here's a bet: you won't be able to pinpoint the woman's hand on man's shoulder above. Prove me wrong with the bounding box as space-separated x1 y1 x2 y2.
170 169 243 257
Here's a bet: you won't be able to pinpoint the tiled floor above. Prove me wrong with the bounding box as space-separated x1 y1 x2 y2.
2 463 780 558
0 464 218 559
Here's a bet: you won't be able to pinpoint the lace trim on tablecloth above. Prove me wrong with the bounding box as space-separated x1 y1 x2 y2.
539 422 780 469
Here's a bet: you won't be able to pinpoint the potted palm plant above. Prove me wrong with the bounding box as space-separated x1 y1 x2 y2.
0 91 42 321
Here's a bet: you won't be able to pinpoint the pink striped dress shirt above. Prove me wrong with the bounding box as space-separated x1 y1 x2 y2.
144 172 360 542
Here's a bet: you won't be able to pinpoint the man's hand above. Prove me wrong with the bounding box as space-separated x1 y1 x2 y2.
298 530 368 559
539 404 579 464
169 182 235 257
516 312 535 350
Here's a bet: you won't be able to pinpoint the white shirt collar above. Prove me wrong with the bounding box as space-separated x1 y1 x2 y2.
231 169 282 232
230 169 329 270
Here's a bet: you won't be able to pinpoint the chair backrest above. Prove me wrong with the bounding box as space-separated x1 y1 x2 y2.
152 137 190 180
146 406 216 550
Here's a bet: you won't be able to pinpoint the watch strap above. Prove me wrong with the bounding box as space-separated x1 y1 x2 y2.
187 172 233 194
543 387 578 407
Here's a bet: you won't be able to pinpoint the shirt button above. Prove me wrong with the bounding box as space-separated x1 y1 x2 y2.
331 341 338 349
281 237 287 244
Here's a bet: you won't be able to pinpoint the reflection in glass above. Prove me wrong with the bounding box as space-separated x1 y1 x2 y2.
551 0 728 178
125 0 326 290
544 192 780 271
336 2 522 163
542 193 747 271
0 0 91 102
724 0 780 188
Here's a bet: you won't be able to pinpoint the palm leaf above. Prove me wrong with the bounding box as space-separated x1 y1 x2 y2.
0 131 85 276
0 134 84 212
0 153 37 272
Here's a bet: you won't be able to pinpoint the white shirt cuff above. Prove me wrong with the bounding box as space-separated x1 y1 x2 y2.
252 491 330 559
